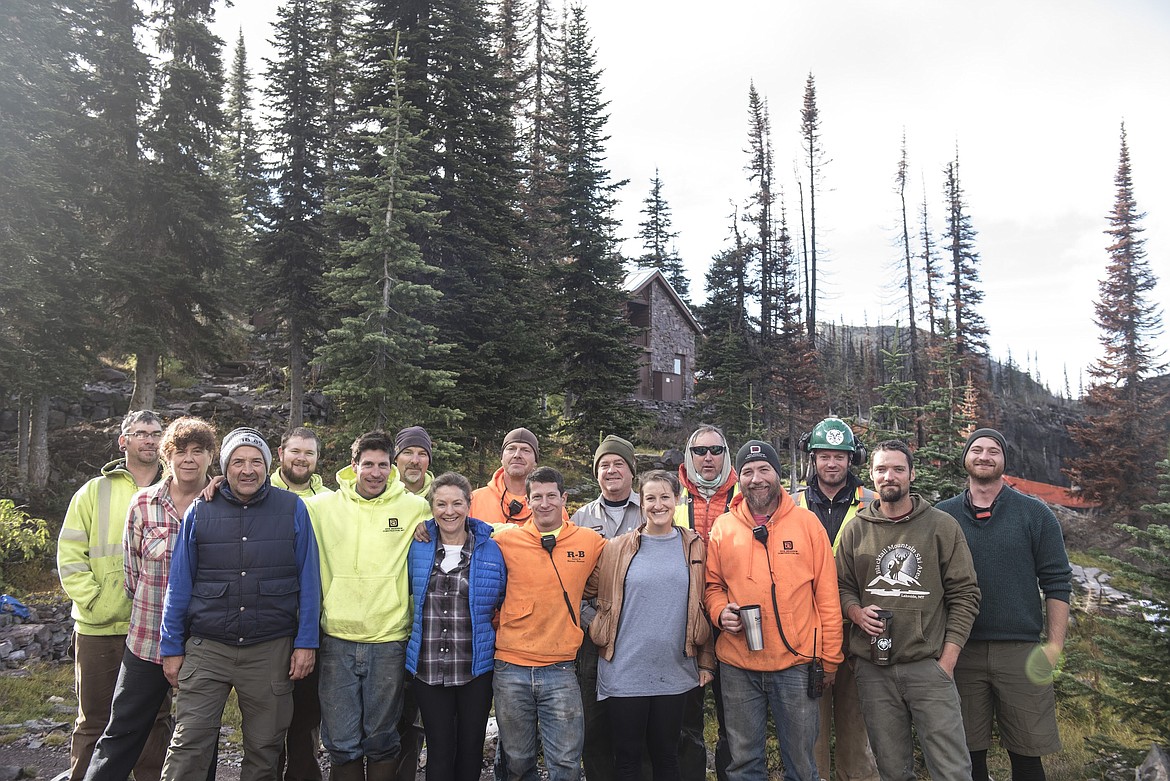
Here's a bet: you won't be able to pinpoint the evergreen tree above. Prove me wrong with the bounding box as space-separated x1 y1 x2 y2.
1065 125 1166 514
919 186 943 340
317 42 456 431
696 215 761 444
941 152 989 382
635 170 689 301
222 31 268 234
915 318 974 498
549 6 646 447
745 84 774 341
868 332 920 441
0 0 97 486
800 73 825 340
115 0 234 410
895 136 926 446
260 0 330 429
362 0 549 456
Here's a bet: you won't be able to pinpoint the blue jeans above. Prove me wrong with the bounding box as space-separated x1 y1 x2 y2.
492 660 583 781
719 663 819 781
319 636 406 764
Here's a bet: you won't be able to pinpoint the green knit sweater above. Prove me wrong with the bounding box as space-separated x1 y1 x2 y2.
937 485 1072 642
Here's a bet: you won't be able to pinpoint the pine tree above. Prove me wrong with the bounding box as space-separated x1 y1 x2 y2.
635 170 689 301
1065 125 1166 514
800 73 826 340
0 0 97 486
919 186 943 341
363 0 549 455
222 32 268 234
915 318 974 498
895 136 926 446
115 0 235 410
745 84 774 342
696 214 761 444
317 40 456 432
941 152 989 382
549 6 646 447
260 0 331 430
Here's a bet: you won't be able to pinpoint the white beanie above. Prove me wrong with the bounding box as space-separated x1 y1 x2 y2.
220 427 272 473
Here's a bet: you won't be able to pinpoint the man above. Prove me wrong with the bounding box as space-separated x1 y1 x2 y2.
270 426 331 781
570 435 642 781
674 424 738 781
704 441 844 781
84 416 218 781
792 418 879 781
160 427 321 781
836 441 981 781
305 431 429 781
394 425 434 496
493 466 606 781
272 427 331 498
470 428 567 526
58 410 167 781
938 429 1072 781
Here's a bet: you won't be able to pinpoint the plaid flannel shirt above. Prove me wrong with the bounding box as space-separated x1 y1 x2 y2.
415 537 475 686
124 477 183 664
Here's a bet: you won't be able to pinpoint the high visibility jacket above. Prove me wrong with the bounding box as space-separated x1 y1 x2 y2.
58 459 162 635
673 467 738 543
271 469 332 498
793 483 876 551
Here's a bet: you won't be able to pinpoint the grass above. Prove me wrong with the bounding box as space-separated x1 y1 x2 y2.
0 663 74 724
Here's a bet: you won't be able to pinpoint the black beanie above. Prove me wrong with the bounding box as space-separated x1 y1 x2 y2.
735 440 782 476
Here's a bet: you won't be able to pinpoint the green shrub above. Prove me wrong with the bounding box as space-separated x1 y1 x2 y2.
0 499 53 588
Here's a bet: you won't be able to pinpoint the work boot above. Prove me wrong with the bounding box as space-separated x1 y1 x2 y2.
366 757 401 781
330 760 366 781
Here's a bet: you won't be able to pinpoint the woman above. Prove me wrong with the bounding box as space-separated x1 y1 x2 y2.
406 472 507 781
589 469 716 781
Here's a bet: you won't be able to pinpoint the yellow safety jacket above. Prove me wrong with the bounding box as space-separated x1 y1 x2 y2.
793 483 876 552
57 459 162 635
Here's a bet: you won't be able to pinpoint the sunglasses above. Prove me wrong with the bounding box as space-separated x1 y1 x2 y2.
690 445 726 456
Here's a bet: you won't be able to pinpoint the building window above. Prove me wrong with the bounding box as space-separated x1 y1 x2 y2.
673 355 684 376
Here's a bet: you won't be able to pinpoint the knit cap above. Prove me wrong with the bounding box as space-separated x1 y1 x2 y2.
735 440 782 476
593 435 636 475
963 428 1008 468
220 427 272 473
503 427 540 459
395 426 432 460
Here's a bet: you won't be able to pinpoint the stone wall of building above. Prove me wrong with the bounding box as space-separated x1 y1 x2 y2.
648 278 696 399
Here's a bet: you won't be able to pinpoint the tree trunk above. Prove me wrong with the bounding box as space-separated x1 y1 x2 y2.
131 350 158 411
29 393 50 490
288 332 304 429
17 395 30 486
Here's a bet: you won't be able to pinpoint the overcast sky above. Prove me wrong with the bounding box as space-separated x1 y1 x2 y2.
212 0 1169 393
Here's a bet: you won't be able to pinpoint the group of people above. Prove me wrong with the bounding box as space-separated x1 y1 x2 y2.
55 411 1071 781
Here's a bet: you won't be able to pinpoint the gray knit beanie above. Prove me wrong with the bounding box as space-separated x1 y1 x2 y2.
220 427 272 473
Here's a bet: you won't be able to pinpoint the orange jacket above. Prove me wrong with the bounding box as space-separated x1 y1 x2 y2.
674 465 738 543
494 519 605 666
470 467 569 527
704 490 844 673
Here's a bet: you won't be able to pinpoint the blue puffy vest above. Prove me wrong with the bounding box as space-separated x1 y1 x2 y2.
406 517 506 678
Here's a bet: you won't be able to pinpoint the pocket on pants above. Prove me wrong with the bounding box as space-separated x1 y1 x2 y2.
179 638 206 683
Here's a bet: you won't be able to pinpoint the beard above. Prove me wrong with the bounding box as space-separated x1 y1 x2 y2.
878 483 907 504
745 481 780 515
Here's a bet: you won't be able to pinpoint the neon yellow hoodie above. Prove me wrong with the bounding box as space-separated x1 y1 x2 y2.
305 465 428 642
57 458 162 635
271 469 332 498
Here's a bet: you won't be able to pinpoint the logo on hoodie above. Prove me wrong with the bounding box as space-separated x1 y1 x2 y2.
865 543 928 599
386 517 400 532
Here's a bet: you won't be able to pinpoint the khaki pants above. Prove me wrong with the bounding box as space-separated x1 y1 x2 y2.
71 633 167 781
815 652 879 781
162 637 294 781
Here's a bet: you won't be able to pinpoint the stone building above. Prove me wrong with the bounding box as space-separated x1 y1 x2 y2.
623 268 702 402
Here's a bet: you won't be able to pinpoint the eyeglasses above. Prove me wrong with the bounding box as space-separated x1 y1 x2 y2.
690 445 726 456
126 431 164 441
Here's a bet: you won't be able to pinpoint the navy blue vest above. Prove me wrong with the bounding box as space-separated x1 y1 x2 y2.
186 482 302 646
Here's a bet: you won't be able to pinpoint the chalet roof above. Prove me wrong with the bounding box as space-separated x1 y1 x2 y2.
623 267 702 333
1003 475 1100 509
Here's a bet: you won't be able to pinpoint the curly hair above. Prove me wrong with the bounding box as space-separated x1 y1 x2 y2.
161 417 217 461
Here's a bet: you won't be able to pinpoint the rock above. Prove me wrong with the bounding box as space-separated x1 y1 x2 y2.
0 640 12 659
0 766 32 780
94 367 128 382
1139 745 1170 781
6 650 26 664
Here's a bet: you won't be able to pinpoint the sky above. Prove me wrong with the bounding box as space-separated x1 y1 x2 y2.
211 0 1170 393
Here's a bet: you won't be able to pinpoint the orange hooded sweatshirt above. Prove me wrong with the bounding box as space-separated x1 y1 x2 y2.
704 490 844 674
494 519 606 666
470 467 570 527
